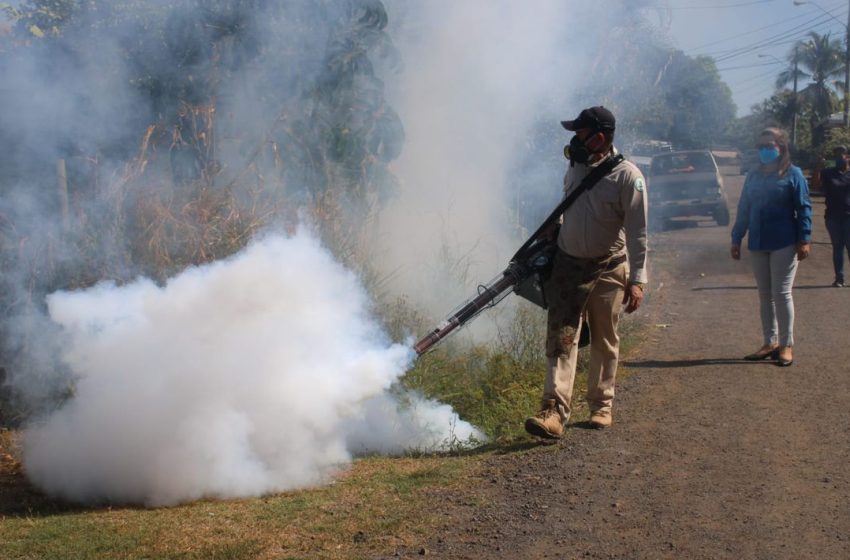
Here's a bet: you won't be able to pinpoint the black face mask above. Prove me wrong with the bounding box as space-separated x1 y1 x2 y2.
565 135 590 166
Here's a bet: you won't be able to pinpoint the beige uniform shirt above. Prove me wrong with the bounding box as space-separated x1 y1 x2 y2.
556 148 649 285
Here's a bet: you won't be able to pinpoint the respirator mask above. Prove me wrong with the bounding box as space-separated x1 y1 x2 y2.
563 131 605 166
564 135 591 165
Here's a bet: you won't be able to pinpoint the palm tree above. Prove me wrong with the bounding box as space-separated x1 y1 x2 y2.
778 31 845 145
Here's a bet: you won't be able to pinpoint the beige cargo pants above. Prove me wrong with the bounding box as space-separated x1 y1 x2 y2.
543 250 628 423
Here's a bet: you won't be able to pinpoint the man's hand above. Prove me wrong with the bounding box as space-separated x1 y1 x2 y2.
623 283 644 313
730 244 741 260
796 242 811 261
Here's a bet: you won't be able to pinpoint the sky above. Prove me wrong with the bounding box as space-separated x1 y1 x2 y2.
666 0 849 116
2 0 845 118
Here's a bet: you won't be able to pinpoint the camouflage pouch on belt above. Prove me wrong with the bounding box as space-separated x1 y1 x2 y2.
544 249 619 357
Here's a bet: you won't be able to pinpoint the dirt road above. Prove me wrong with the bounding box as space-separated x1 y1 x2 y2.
388 168 850 559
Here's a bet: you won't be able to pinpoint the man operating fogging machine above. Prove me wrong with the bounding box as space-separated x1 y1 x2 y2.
524 106 648 438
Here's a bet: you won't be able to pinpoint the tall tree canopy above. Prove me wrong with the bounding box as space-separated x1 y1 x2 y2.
777 31 845 146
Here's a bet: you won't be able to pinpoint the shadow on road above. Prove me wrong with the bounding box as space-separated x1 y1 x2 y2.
570 421 608 431
690 286 756 291
623 358 780 368
691 284 839 291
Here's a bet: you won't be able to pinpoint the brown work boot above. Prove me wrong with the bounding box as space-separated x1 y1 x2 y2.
524 399 564 439
589 410 612 430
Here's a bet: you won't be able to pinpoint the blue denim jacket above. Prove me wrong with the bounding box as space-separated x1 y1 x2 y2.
731 165 812 251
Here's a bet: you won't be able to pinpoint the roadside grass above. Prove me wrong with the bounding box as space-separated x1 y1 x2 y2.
1 426 478 560
0 298 649 560
402 299 648 441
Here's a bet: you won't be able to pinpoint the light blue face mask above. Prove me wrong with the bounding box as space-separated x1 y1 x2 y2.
758 146 781 164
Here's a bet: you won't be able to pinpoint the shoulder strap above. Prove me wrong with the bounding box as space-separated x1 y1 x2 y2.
555 153 625 216
513 154 625 261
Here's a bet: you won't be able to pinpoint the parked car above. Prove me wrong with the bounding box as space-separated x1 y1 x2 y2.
648 150 730 229
710 148 741 168
739 149 759 175
629 140 674 177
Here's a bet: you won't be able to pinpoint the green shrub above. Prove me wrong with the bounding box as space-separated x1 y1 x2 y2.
396 301 592 442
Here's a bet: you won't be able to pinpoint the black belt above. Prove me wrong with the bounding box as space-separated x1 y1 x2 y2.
606 254 627 270
564 252 626 270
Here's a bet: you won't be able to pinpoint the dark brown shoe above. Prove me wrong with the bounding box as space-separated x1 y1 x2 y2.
524 399 564 439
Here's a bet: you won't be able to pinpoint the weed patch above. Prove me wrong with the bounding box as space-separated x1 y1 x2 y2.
0 448 476 560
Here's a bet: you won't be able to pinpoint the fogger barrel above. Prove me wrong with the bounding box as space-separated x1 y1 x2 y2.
412 266 522 355
412 233 556 356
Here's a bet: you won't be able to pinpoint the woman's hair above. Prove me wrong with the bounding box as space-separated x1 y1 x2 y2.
759 127 792 176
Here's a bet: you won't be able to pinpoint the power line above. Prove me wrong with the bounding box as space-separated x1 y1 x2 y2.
671 0 781 9
685 0 846 55
792 0 848 27
720 29 844 93
684 9 817 52
724 21 850 59
734 82 779 99
717 61 784 71
708 17 833 60
712 15 841 62
671 0 848 111
720 67 786 109
726 66 789 86
707 13 834 57
738 76 784 91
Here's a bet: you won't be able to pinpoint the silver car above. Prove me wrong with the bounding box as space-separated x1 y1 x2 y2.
648 150 730 229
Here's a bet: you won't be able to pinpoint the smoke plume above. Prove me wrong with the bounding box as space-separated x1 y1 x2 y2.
377 0 577 315
23 230 481 506
3 0 674 506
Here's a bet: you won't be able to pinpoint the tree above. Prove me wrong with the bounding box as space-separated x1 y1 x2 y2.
778 31 845 146
726 90 812 155
0 0 405 421
581 45 736 149
657 54 737 148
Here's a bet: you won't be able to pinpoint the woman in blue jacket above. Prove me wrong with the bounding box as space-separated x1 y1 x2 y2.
731 127 812 367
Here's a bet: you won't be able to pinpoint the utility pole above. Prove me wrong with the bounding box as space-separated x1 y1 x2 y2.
845 0 850 127
793 44 799 145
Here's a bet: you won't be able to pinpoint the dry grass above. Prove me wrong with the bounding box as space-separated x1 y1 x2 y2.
131 183 270 276
0 429 22 475
0 429 478 560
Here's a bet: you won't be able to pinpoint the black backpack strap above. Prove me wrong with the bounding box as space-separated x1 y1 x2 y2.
513 153 625 261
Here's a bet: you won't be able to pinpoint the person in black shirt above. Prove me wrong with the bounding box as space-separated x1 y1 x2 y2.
820 145 850 287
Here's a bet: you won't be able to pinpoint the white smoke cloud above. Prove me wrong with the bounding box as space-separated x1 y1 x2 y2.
377 1 578 329
346 392 482 455
371 2 671 348
23 229 482 506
